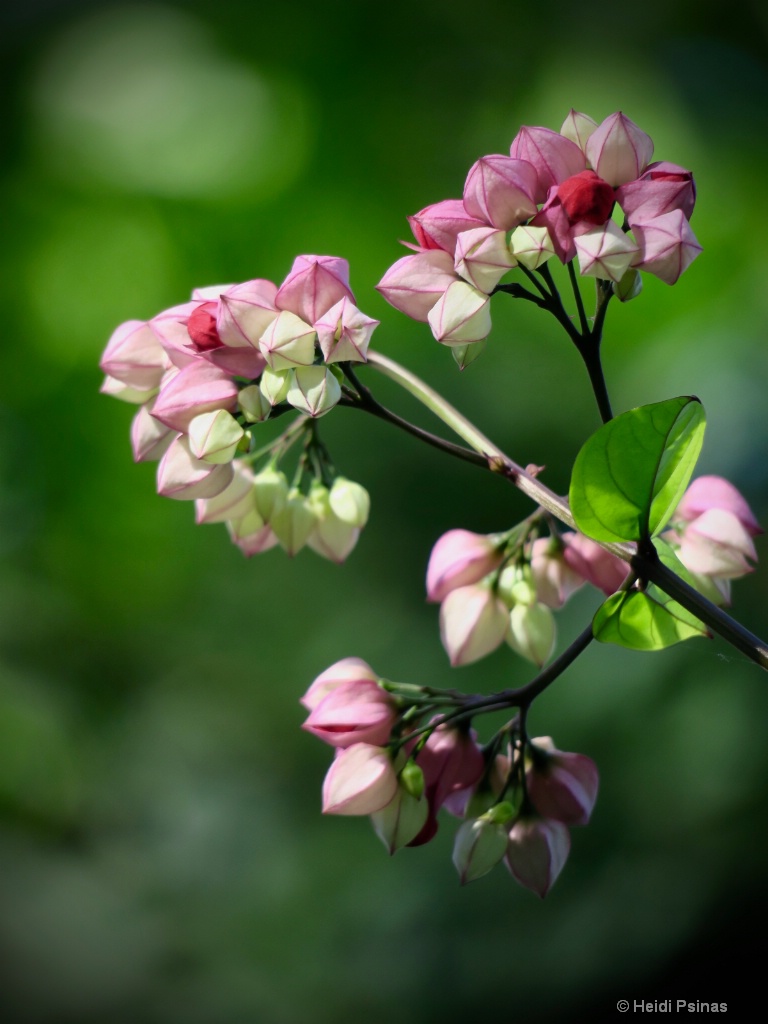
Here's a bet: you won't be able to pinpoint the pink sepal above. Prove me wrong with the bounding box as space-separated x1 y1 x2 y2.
322 744 398 816
463 155 538 230
675 476 761 536
586 111 654 187
302 658 379 711
509 125 586 204
505 818 570 898
408 199 486 253
376 250 458 322
616 161 696 223
303 680 397 748
156 436 234 501
562 532 629 595
276 255 354 324
426 529 504 603
150 362 238 432
631 210 702 284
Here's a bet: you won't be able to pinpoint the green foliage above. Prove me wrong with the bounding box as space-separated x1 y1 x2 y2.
593 584 708 651
569 397 706 544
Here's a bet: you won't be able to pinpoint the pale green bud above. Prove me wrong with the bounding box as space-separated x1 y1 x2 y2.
187 409 244 464
370 786 428 854
259 367 292 406
329 477 370 528
497 563 536 607
506 602 556 667
613 267 643 302
238 384 272 422
287 365 342 418
451 340 486 371
452 817 510 884
253 465 289 523
270 488 317 555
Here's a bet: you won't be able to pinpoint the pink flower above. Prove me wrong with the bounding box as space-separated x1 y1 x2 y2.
321 743 398 816
505 817 571 898
585 111 654 187
303 679 397 749
561 532 629 595
427 529 505 603
276 255 354 325
376 250 458 322
156 435 234 501
463 155 538 230
631 210 702 285
314 296 379 363
301 657 380 711
439 582 510 666
532 170 615 262
529 537 585 609
407 198 486 254
676 509 757 578
526 737 599 827
150 362 239 433
574 221 639 283
616 161 696 224
410 725 485 846
100 320 169 390
509 125 586 204
674 476 761 537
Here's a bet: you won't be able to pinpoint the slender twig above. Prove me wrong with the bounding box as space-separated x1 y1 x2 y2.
568 260 590 335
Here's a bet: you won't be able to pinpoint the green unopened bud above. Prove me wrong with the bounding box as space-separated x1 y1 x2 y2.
329 477 370 527
613 267 643 302
371 786 428 854
485 800 516 825
287 366 342 418
400 760 425 800
259 367 291 406
253 465 289 522
506 602 556 667
452 817 509 884
270 488 317 555
188 409 244 464
451 340 486 371
497 563 536 607
238 384 272 422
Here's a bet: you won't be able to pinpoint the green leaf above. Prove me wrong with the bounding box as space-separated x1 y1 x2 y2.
569 397 706 544
592 589 709 651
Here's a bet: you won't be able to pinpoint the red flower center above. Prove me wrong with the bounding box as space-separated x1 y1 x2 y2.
187 301 222 351
558 171 614 225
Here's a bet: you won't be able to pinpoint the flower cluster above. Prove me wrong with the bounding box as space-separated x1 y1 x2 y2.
377 110 700 352
99 256 377 561
301 658 598 896
664 475 761 605
426 526 628 667
427 474 760 668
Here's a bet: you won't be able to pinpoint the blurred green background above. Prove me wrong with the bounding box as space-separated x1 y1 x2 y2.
2 1 768 1020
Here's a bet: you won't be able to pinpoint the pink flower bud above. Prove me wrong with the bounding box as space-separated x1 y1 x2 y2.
561 532 629 595
509 125 586 204
631 210 702 285
276 255 354 324
574 221 639 283
314 297 379 363
100 320 169 390
677 509 757 578
526 737 599 826
559 109 598 153
674 476 761 536
150 362 238 432
411 725 485 846
376 250 458 322
227 518 279 557
530 537 586 609
427 529 505 603
322 744 398 816
439 583 509 666
454 227 517 293
427 280 492 345
100 375 158 404
303 678 397 748
586 111 654 187
463 155 538 230
156 435 234 501
408 199 487 253
259 311 317 370
616 161 696 223
130 400 174 462
301 657 380 711
505 817 570 898
216 279 278 350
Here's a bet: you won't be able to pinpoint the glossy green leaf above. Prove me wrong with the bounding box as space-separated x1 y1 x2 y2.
569 397 706 544
592 540 709 651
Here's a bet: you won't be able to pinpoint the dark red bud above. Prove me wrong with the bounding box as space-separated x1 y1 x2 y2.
557 170 615 225
187 301 222 351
